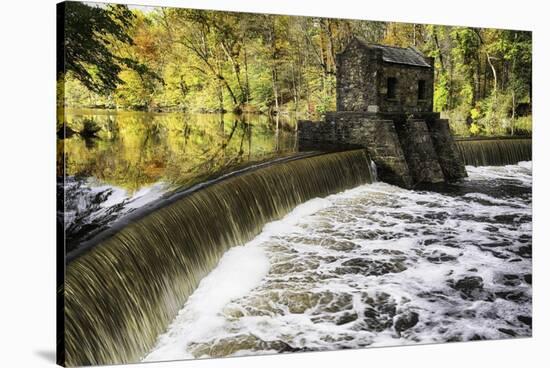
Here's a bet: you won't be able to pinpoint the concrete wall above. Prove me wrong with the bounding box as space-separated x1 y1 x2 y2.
393 119 445 184
427 119 468 180
299 114 413 187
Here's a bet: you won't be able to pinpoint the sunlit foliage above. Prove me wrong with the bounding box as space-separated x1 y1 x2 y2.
61 109 297 191
59 2 532 136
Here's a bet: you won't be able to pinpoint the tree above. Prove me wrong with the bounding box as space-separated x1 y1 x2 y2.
59 2 141 93
59 4 532 137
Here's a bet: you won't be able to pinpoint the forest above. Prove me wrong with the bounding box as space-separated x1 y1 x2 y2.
58 2 532 136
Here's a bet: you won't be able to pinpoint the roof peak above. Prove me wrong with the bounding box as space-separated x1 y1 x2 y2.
348 37 431 68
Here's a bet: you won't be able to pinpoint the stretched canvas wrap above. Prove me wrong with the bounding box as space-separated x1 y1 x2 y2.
56 1 533 366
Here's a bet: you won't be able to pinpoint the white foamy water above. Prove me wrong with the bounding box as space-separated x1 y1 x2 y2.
145 162 532 361
63 177 167 244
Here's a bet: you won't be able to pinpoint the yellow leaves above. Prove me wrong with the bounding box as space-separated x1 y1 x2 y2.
134 29 159 61
382 23 416 48
469 122 481 136
470 107 481 121
61 109 297 191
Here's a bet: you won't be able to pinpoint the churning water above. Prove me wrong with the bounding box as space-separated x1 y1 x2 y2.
64 150 375 366
145 162 532 361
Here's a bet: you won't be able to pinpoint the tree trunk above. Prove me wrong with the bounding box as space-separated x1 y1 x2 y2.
486 52 498 95
291 61 298 112
432 28 445 71
272 67 279 113
243 45 250 105
511 89 516 136
220 41 245 109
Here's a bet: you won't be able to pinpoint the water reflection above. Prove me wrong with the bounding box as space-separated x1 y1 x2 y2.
58 109 298 191
58 109 298 249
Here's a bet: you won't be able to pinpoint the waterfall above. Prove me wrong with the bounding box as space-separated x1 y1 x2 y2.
62 149 375 366
454 138 532 166
370 160 378 182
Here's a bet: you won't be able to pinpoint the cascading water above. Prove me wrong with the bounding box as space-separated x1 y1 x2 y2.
370 160 378 182
63 149 375 366
454 138 531 166
145 162 532 361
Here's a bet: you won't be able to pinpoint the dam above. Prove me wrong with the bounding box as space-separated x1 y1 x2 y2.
58 39 532 366
61 150 378 365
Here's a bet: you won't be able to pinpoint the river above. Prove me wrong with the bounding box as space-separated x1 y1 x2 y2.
58 109 298 252
58 109 532 364
144 161 532 361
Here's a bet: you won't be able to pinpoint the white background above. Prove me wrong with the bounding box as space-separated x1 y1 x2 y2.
1 0 549 367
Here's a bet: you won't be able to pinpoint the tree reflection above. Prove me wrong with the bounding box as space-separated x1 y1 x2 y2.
59 109 297 192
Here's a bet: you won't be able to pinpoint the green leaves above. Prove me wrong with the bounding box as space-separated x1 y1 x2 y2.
59 3 531 135
61 2 149 94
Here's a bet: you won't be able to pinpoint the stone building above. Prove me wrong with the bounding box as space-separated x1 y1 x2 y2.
299 37 466 188
336 38 434 114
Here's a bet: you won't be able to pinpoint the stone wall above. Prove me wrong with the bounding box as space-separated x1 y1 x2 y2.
299 114 413 188
298 112 467 188
379 63 434 113
427 119 468 180
393 119 445 184
326 113 413 187
336 38 434 114
336 40 381 112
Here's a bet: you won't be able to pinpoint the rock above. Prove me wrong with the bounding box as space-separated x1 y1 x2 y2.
335 312 358 325
498 328 517 337
517 315 532 327
452 276 484 296
394 311 419 336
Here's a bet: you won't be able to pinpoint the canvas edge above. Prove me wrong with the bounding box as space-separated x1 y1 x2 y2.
56 1 67 367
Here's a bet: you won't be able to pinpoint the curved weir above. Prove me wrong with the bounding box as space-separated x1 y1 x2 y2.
64 149 375 366
454 137 532 166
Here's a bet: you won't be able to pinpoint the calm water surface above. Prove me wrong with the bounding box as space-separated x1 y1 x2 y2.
58 108 298 251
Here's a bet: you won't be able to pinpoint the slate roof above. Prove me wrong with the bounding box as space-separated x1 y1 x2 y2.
353 38 432 68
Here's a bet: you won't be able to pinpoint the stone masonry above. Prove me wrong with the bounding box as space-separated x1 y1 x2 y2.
298 37 467 188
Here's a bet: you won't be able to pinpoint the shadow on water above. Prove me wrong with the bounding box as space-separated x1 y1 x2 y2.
416 179 531 199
